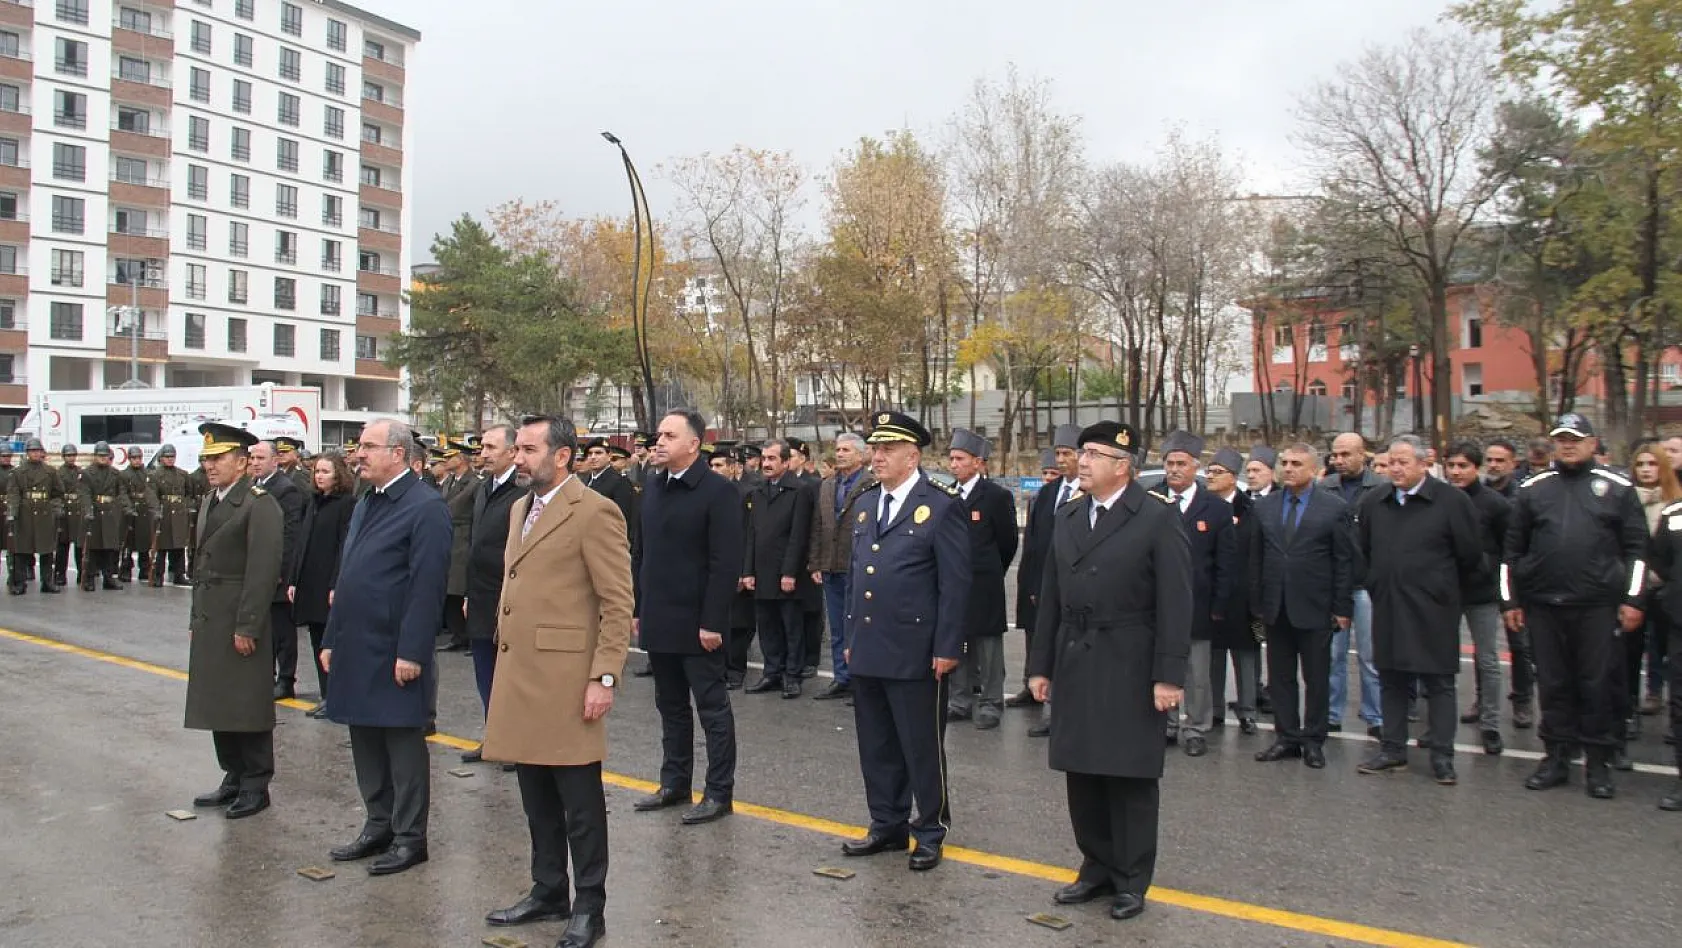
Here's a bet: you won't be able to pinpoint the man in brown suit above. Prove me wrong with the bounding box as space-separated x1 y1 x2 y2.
481 415 633 948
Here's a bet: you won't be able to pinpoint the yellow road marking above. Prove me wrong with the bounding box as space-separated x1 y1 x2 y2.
0 625 1471 948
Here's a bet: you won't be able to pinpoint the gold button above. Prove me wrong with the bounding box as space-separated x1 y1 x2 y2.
865 566 875 574
499 642 509 653
502 605 511 615
508 568 517 579
864 591 873 600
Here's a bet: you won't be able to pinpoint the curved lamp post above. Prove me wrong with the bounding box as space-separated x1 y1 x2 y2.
601 131 659 425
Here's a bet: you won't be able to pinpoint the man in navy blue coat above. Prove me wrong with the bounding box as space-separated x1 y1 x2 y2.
321 418 452 876
840 411 971 872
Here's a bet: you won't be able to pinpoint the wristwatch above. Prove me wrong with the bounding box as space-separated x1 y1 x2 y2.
595 674 617 688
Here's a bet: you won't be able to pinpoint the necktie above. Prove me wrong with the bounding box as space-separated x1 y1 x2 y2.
879 494 895 534
521 495 546 539
1092 502 1108 527
1284 493 1301 538
1057 482 1071 506
1395 489 1407 507
208 493 221 513
1171 491 1183 511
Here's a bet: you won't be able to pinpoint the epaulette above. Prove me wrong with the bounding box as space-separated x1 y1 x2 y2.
1519 470 1556 489
1593 468 1632 488
250 486 267 496
932 478 961 497
859 480 883 495
1148 490 1175 504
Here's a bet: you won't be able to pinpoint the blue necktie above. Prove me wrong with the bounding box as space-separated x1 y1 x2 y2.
1395 489 1407 507
1284 494 1302 536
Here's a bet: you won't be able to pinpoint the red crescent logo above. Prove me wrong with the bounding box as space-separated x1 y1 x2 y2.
288 405 310 431
244 406 257 419
49 410 62 428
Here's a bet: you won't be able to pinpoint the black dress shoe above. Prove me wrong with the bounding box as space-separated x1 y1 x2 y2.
1525 755 1570 791
1303 745 1327 769
225 791 270 819
330 833 394 862
725 675 743 691
1611 746 1635 772
743 676 782 694
1028 720 1051 738
908 843 942 871
40 581 61 594
632 787 690 811
462 746 483 763
975 712 1001 730
556 912 605 948
305 703 328 719
1183 735 1208 757
947 706 973 722
485 895 571 927
632 664 654 677
1004 689 1040 707
150 576 164 588
368 842 428 875
782 680 802 699
1110 892 1146 920
1367 725 1383 739
102 576 122 590
1054 879 1116 905
1357 751 1407 774
273 680 295 700
681 798 733 825
1255 742 1302 762
1327 721 1343 733
1239 717 1258 735
1432 759 1458 786
1481 730 1504 756
192 785 239 808
812 681 852 700
842 833 909 857
800 665 819 679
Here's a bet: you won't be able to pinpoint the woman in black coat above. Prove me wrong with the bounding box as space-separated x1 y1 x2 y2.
287 451 357 716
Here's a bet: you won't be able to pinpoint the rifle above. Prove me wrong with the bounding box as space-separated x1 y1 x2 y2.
147 512 162 586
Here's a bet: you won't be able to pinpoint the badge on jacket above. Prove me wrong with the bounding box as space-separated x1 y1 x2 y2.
858 511 868 523
914 505 930 524
1592 479 1608 497
971 510 981 522
1196 520 1207 532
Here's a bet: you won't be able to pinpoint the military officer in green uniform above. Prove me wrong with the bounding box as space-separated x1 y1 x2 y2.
185 422 285 820
277 437 313 494
56 444 85 588
7 440 63 594
148 444 195 586
78 442 128 591
0 445 13 561
118 446 153 582
186 456 211 578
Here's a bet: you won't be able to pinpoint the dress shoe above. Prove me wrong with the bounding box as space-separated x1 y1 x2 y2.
102 576 123 590
681 798 732 825
1512 702 1535 729
225 791 270 819
1460 704 1480 724
40 581 60 594
1357 751 1407 774
171 573 191 587
273 679 295 700
1163 728 1178 745
782 680 802 699
1053 878 1116 905
1183 735 1208 757
743 676 782 694
329 833 394 862
1367 725 1383 739
1481 730 1504 756
1431 759 1458 786
462 746 483 763
1028 720 1050 738
632 664 654 677
800 664 819 679
305 703 329 719
908 843 942 871
150 576 164 588
1660 782 1682 811
812 681 851 700
1585 757 1615 800
724 675 743 691
368 842 428 875
1327 721 1343 733
842 833 909 857
1303 744 1326 769
424 724 437 736
1211 717 1225 728
1109 892 1146 920
80 579 95 592
485 895 571 926
1255 742 1302 762
633 787 691 811
1524 753 1570 791
1610 746 1635 773
6 582 23 595
556 912 605 948
192 785 239 808
975 712 1001 731
1004 689 1040 708
947 706 973 722
1239 717 1258 735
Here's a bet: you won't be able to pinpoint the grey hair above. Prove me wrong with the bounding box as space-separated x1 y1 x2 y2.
763 438 790 460
1388 434 1428 461
369 418 416 463
1282 441 1320 467
836 432 866 452
483 423 518 445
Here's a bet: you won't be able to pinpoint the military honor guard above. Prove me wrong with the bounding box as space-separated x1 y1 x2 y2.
1027 421 1192 920
841 411 971 871
6 439 65 594
0 445 11 572
184 422 285 819
944 428 1019 729
148 445 196 586
56 444 85 588
78 442 128 590
117 446 152 582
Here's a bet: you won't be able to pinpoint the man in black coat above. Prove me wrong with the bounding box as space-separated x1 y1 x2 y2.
1151 431 1234 758
1250 442 1354 770
786 436 826 676
1028 421 1191 921
1445 440 1517 754
629 410 744 825
584 437 640 558
1205 447 1261 734
944 428 1019 729
251 439 305 701
712 448 758 689
461 424 525 765
742 439 816 698
1011 424 1083 718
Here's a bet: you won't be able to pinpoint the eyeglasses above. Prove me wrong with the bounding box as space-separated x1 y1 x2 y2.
1078 448 1127 462
356 442 398 453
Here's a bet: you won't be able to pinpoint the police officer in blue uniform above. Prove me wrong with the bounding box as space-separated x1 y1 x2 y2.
840 411 972 872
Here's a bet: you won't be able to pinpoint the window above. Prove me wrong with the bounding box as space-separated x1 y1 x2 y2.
228 269 248 304
113 157 148 186
0 138 16 167
360 165 381 187
279 48 301 82
323 150 343 183
321 238 341 270
56 0 90 26
356 334 378 360
119 7 154 33
228 221 249 257
188 116 210 152
53 90 86 130
0 352 11 383
50 302 84 342
1306 379 1327 397
322 195 342 228
357 292 378 316
229 173 249 208
276 230 297 264
53 143 86 181
277 138 299 172
234 34 253 68
0 245 15 274
0 85 17 113
274 322 296 357
114 257 161 286
184 313 206 350
276 184 298 218
231 127 251 162
281 2 303 36
235 0 254 21
325 62 346 96
0 191 15 220
324 106 344 139
228 317 248 353
114 208 149 236
278 92 300 127
0 299 13 331
1341 381 1357 401
364 39 386 61
274 278 297 313
1463 297 1483 349
116 107 151 135
186 264 206 300
186 213 207 250
0 32 16 58
1464 363 1484 398
189 68 210 103
50 249 83 288
361 123 382 145
359 250 382 273
56 38 89 77
320 327 341 358
359 207 381 230
117 56 151 84
1272 325 1292 349
187 165 208 201
327 19 348 52
1307 321 1327 349
51 196 84 235
232 79 252 114
190 21 212 55
362 80 384 103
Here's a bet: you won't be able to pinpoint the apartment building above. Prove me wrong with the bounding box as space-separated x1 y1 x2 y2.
0 0 418 434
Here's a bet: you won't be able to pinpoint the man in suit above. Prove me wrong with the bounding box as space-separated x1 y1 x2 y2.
462 425 524 765
720 445 759 689
321 418 451 876
1012 425 1083 728
480 415 632 948
1205 447 1261 734
1152 431 1234 757
1028 420 1191 921
841 411 971 872
183 423 285 820
250 439 305 700
1244 446 1278 502
629 409 744 825
785 436 826 676
807 432 876 702
1250 442 1354 770
742 439 817 698
583 437 639 557
436 441 480 653
1322 432 1385 737
945 428 1019 730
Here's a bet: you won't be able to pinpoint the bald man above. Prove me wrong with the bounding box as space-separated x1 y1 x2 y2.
1320 433 1384 737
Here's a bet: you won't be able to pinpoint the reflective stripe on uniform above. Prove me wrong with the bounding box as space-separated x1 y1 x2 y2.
1499 563 1511 603
1629 560 1647 598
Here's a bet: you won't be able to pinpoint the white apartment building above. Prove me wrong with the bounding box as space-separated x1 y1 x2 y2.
0 0 418 437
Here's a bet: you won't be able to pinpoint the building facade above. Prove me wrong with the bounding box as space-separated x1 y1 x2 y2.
0 0 417 435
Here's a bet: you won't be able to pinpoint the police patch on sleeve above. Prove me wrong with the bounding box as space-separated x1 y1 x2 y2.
1591 479 1608 497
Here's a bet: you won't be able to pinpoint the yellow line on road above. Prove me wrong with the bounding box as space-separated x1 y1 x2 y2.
0 625 1471 948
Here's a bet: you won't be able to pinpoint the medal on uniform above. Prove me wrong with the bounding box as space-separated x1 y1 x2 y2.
914 505 931 524
858 511 867 523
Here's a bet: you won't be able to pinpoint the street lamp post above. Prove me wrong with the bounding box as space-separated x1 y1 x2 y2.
601 131 659 426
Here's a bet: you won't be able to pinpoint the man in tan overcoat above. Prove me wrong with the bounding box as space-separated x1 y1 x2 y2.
481 415 632 948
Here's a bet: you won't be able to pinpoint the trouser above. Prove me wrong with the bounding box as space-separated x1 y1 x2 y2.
823 572 852 684
55 539 83 582
211 729 275 793
1527 603 1621 749
650 649 736 800
1170 639 1214 737
516 762 608 915
802 605 823 671
1507 620 1536 703
1619 619 1647 724
79 548 118 586
1646 603 1670 699
442 595 467 647
726 612 756 681
469 637 498 714
1329 589 1382 726
1464 602 1504 732
272 602 298 684
754 599 805 681
305 623 329 697
348 725 431 847
1211 646 1261 719
9 552 54 588
1066 772 1160 899
852 674 950 848
1379 669 1455 759
153 548 187 583
1267 618 1333 747
948 636 1005 716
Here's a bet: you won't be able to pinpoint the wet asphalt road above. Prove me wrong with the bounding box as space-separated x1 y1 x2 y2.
1 582 1680 948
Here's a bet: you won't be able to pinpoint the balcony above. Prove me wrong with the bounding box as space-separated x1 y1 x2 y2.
105 327 170 362
0 156 24 189
0 103 27 136
357 263 400 296
356 357 398 380
111 69 171 109
0 380 24 406
0 0 32 29
356 311 399 336
107 281 168 310
0 211 24 243
0 46 29 83
358 222 401 253
360 138 402 168
108 223 168 257
359 182 402 209
362 52 404 85
109 170 169 205
0 262 24 297
112 19 173 56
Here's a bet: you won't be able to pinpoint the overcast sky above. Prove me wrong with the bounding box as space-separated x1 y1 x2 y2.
385 0 1460 262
